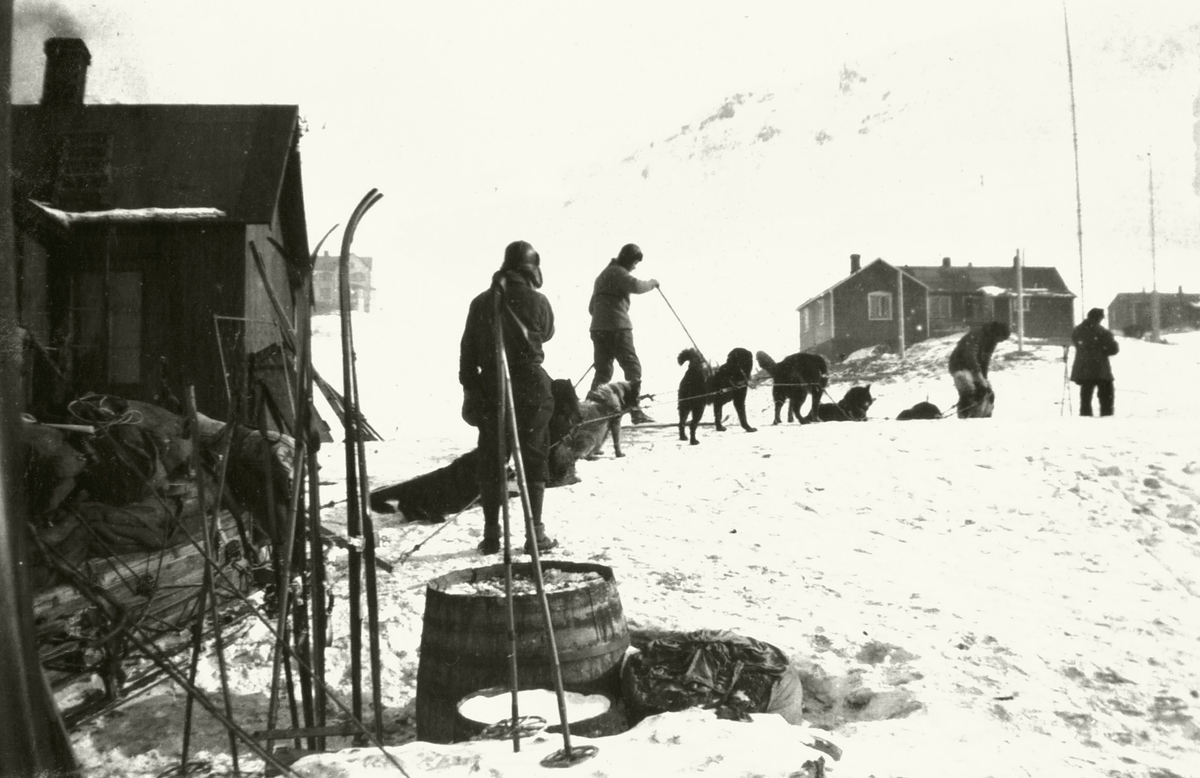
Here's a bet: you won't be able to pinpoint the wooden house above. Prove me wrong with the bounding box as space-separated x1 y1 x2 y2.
12 38 310 421
796 254 1076 360
1106 289 1200 335
312 251 373 315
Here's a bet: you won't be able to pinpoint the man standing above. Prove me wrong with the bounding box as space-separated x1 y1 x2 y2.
588 243 659 424
460 241 559 554
1071 307 1120 417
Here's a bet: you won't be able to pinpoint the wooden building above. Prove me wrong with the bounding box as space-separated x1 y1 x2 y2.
1106 289 1200 335
12 38 309 421
796 254 1076 360
311 251 373 315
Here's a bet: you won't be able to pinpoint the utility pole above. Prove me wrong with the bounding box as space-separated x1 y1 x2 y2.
1149 153 1162 341
896 267 906 359
1015 249 1025 352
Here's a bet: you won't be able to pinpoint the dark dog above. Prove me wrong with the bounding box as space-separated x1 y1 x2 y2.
371 378 586 517
948 322 1011 418
814 385 874 422
565 380 637 460
548 378 585 486
676 348 758 445
896 401 943 421
755 350 829 424
369 449 481 521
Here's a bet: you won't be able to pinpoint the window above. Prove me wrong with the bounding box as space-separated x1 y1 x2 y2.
815 299 826 325
964 295 993 321
867 292 893 320
930 295 952 319
70 271 142 385
801 308 811 332
108 272 142 383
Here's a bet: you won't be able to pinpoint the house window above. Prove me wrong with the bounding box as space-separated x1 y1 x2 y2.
71 271 142 385
815 299 825 325
801 308 811 332
1017 296 1032 312
867 292 893 320
930 295 952 319
108 272 142 383
964 295 992 321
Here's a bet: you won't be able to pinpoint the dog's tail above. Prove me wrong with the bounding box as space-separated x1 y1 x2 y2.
754 350 777 376
678 348 704 366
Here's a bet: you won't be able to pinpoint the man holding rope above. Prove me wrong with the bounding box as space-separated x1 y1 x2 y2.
588 243 660 424
459 240 559 555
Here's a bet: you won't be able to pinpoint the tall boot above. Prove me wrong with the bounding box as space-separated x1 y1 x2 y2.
628 379 655 424
522 481 558 554
477 483 502 555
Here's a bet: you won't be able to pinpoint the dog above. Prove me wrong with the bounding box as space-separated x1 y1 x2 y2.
896 401 943 421
755 350 829 424
548 378 585 486
369 449 481 521
563 380 637 460
676 348 758 445
948 322 1011 418
813 385 874 422
371 378 586 517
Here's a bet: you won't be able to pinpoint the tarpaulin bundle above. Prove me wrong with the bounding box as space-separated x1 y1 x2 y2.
622 629 803 724
69 394 169 505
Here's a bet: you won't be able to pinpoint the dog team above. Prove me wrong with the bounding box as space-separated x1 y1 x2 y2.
452 241 1120 554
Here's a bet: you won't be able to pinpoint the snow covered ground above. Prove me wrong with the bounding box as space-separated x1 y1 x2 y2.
66 327 1200 778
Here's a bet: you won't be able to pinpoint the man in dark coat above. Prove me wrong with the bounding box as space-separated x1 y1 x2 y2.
1071 307 1119 417
588 243 660 424
947 321 1011 418
459 241 559 555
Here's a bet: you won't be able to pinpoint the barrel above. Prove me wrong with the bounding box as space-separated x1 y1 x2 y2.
415 560 630 744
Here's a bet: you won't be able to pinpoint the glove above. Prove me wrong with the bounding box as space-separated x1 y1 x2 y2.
462 387 485 427
651 279 661 289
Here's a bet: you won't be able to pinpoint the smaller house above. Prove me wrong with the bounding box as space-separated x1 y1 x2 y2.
12 38 309 421
1107 288 1200 335
311 252 373 315
796 254 1076 360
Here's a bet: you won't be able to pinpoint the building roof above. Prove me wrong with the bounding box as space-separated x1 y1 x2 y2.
795 257 927 310
1108 291 1200 306
11 104 301 223
900 264 1075 297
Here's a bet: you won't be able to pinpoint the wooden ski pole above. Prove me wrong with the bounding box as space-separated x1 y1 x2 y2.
491 280 523 752
495 292 582 763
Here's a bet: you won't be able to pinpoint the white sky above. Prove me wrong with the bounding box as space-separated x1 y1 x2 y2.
10 0 1200 384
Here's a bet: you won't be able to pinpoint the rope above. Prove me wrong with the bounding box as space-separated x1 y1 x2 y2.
394 497 480 565
657 288 706 361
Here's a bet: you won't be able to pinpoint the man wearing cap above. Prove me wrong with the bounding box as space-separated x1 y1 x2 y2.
588 243 660 424
1070 307 1120 417
460 240 559 555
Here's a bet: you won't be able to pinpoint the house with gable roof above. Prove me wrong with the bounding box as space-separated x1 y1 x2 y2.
12 38 310 420
796 254 1076 360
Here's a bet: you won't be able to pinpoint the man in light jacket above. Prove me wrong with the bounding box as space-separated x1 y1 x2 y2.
1070 307 1120 417
588 243 659 424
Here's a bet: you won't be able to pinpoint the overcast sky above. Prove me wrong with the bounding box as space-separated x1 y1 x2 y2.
10 0 1200 373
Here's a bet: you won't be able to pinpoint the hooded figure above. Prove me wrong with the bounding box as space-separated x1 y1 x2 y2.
459 240 558 554
1070 307 1119 417
588 243 660 424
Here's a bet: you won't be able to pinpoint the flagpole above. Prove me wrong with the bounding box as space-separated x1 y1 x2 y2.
1063 1 1086 316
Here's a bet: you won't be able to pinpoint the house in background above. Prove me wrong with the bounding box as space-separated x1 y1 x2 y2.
796 254 1076 360
311 251 373 315
1107 289 1200 335
12 38 309 421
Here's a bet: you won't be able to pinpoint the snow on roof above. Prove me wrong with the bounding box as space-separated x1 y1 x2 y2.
31 200 227 226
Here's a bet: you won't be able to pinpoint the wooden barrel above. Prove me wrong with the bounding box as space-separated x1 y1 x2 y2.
415 560 630 744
